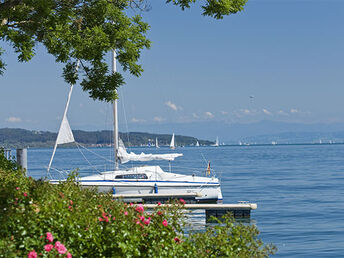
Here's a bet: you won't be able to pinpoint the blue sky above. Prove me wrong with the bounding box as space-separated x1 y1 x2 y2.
0 0 343 133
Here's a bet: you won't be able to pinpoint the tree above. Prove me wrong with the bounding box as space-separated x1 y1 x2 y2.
0 0 247 102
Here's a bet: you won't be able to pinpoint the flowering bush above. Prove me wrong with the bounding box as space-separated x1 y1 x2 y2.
0 153 276 257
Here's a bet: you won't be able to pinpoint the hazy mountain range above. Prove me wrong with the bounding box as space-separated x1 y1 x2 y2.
124 120 344 144
2 120 344 147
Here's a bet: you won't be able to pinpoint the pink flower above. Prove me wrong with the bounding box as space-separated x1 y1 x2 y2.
135 204 144 213
162 220 168 227
67 252 72 258
112 216 116 221
44 244 53 252
179 198 186 205
102 212 107 218
129 202 133 207
124 211 128 216
68 205 72 210
27 250 37 258
157 211 162 216
46 232 53 243
16 187 20 190
69 200 73 205
98 217 103 222
105 216 109 223
23 192 28 197
174 237 181 243
55 241 67 254
144 219 150 225
157 202 161 206
139 215 145 221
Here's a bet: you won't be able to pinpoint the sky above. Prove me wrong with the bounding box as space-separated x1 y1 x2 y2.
0 0 344 134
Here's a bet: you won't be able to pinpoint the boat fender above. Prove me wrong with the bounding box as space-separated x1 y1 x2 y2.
112 187 116 195
154 183 158 194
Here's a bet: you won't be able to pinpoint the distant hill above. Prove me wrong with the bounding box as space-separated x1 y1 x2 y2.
124 120 344 144
0 128 213 148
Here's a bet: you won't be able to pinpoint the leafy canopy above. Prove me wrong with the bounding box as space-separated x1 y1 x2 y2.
0 0 247 101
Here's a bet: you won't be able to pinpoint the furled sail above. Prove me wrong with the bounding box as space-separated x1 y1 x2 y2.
118 138 182 164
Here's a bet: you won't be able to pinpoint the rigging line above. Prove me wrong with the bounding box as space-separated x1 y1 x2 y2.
119 87 131 152
75 142 114 164
47 166 69 179
75 143 103 174
105 101 113 166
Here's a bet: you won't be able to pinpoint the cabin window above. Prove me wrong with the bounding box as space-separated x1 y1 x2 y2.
115 174 148 179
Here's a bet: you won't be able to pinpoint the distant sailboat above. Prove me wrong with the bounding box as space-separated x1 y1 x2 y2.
155 137 159 148
214 137 219 147
196 141 200 147
170 133 175 149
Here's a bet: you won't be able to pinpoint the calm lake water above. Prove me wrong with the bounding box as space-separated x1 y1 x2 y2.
24 144 344 257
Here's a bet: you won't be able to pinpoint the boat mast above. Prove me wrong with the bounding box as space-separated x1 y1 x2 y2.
112 50 119 170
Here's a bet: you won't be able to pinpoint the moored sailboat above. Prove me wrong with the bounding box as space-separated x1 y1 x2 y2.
48 51 223 203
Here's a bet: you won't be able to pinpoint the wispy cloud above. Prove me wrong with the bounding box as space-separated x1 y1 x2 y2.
262 109 272 115
242 109 251 114
165 101 181 111
290 108 298 113
192 113 199 119
205 111 214 119
153 116 165 122
6 117 22 123
277 110 289 116
131 117 146 123
220 111 228 115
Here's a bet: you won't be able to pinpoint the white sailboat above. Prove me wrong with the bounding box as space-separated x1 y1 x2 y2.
48 51 222 203
170 133 175 149
155 137 159 148
196 141 200 147
213 137 219 147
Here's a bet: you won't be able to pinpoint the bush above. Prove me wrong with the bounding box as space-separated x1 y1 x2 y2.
0 154 276 257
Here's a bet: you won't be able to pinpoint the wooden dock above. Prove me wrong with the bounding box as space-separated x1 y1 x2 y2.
143 203 257 220
113 193 257 220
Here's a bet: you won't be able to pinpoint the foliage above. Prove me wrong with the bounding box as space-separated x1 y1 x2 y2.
0 0 247 102
0 156 275 257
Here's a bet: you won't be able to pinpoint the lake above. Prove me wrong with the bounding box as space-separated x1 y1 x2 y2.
25 144 344 257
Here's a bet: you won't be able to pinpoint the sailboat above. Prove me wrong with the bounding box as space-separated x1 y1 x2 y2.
155 137 159 148
170 133 175 149
196 141 200 147
48 51 222 203
213 137 219 147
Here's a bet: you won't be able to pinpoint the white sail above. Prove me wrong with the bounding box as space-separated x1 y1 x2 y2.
170 133 175 149
156 137 159 148
56 116 75 144
215 137 219 147
196 141 200 147
47 60 79 174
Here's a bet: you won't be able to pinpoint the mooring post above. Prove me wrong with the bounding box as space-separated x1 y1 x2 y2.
16 148 28 174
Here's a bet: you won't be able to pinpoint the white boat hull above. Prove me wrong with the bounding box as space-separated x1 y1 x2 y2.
50 165 223 203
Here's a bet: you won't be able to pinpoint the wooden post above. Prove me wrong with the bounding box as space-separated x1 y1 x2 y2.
16 148 27 174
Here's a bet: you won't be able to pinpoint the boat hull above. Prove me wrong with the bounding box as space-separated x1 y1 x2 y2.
79 181 222 203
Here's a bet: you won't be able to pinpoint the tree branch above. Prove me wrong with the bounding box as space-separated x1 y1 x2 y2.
0 0 24 10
